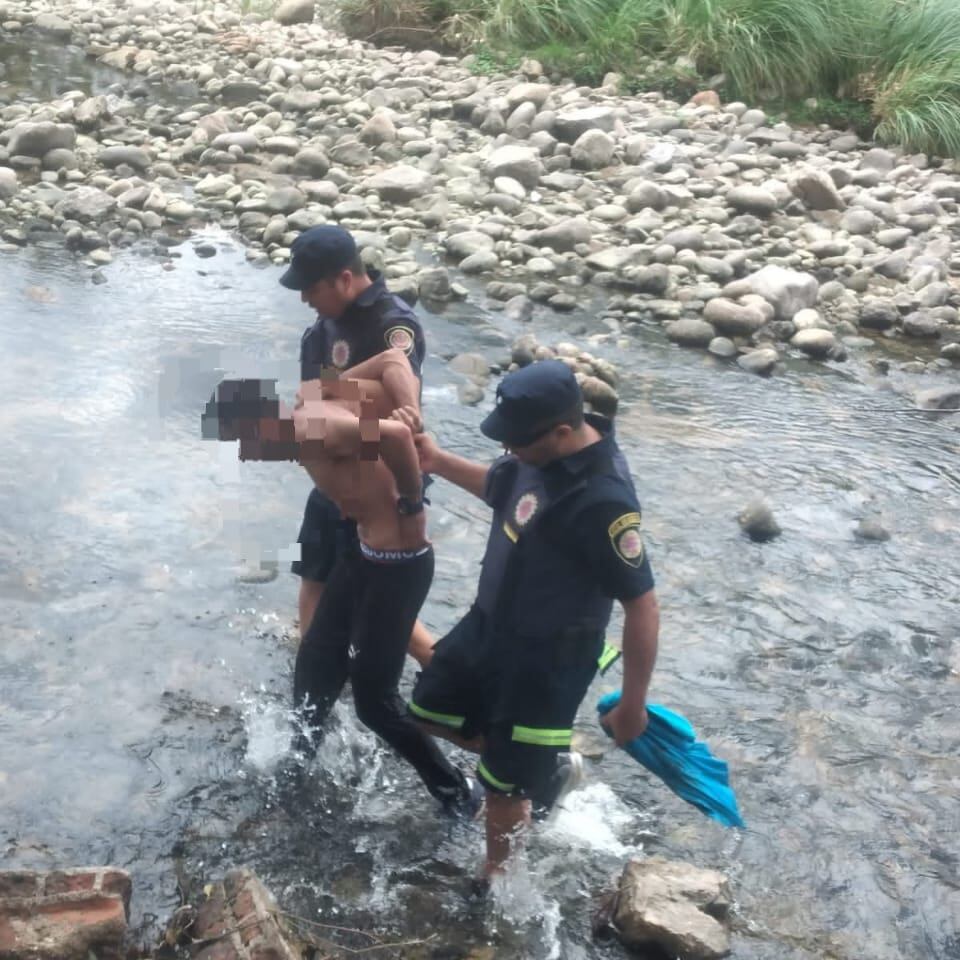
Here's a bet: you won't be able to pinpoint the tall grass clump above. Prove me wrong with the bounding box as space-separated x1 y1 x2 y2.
870 0 960 157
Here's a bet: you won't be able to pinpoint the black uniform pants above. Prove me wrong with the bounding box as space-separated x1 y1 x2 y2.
293 544 465 803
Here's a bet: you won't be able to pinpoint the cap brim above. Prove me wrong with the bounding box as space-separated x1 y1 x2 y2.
279 263 308 290
479 407 511 443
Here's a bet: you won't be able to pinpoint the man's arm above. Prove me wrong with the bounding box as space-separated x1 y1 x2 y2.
604 590 659 745
411 429 489 500
329 348 420 416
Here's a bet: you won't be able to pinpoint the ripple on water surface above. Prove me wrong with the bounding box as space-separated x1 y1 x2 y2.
1 238 958 958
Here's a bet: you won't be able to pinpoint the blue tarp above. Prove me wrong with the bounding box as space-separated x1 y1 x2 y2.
597 691 746 829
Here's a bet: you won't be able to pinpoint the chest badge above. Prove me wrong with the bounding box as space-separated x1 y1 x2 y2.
331 339 351 369
513 492 540 528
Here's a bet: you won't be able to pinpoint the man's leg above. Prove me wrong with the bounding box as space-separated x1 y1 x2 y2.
407 619 436 668
349 551 470 806
292 553 355 746
292 488 340 638
298 579 324 641
485 793 531 878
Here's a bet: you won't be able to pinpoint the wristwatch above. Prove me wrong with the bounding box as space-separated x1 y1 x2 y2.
397 495 425 516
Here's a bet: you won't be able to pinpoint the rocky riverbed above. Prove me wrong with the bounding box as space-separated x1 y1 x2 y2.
1 0 960 402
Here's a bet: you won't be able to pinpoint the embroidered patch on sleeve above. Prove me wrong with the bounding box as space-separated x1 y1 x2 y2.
608 511 644 567
385 325 415 355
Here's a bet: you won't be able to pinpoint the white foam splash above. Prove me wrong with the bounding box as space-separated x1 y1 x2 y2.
541 781 638 858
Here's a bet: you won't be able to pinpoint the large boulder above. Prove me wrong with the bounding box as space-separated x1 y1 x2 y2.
746 265 818 320
612 858 732 959
8 122 76 158
789 168 845 210
484 145 542 189
274 0 315 24
571 129 615 170
364 165 434 202
726 185 779 216
666 317 716 348
703 298 767 337
553 106 616 142
54 187 117 222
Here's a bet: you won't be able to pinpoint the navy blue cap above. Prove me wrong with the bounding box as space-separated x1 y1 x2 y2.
481 360 583 446
279 225 358 290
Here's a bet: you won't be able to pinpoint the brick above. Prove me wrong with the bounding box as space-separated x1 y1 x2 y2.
43 871 97 897
99 869 133 912
0 872 40 900
193 886 230 940
3 896 127 959
195 939 242 960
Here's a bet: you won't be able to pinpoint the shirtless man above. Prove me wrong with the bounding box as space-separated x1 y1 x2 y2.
206 349 478 813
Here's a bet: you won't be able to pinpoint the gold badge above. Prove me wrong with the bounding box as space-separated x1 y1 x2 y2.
385 325 415 354
608 512 644 567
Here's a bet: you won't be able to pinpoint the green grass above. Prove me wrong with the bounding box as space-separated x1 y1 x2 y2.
342 0 960 157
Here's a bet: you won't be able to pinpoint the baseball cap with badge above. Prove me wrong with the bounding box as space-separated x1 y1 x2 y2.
480 360 583 447
279 225 358 291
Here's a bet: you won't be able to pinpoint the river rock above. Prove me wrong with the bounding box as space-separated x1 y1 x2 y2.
8 121 76 158
791 328 836 358
611 858 732 960
0 167 18 199
855 517 891 541
666 317 716 348
54 186 117 222
726 185 779 216
364 165 433 202
418 266 452 300
274 0 315 24
42 148 78 171
737 347 779 376
458 381 485 405
265 187 305 215
915 385 960 410
627 181 667 212
74 96 108 132
535 218 592 252
746 265 818 320
708 336 737 358
360 111 397 145
99 145 151 171
33 11 72 38
554 106 616 142
449 353 489 378
445 230 495 259
789 167 845 210
739 500 782 541
859 297 899 331
703 298 767 336
580 375 618 416
571 129 615 170
902 311 941 338
485 145 542 189
329 138 371 167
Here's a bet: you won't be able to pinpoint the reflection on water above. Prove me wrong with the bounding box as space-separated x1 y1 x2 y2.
1 235 959 959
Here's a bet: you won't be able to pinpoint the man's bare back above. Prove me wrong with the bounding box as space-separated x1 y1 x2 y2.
228 347 427 552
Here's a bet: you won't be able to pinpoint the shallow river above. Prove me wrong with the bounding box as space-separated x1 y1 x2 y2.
2 31 960 960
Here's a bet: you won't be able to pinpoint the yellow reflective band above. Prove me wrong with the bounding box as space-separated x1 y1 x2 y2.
608 512 642 539
511 725 572 747
409 701 465 729
478 759 515 792
502 521 518 543
598 642 621 673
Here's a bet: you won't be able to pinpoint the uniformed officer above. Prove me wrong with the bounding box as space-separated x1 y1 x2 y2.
406 360 660 878
279 225 433 662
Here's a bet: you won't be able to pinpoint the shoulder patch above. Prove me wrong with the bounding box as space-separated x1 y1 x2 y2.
513 491 539 527
385 325 415 355
608 511 644 567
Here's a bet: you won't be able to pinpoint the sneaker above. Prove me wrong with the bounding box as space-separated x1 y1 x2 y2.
440 775 485 821
532 751 585 822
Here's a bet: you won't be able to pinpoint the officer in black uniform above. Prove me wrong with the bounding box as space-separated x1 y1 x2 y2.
407 361 660 878
280 225 430 650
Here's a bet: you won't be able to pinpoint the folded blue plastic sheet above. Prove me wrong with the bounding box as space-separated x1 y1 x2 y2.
597 691 746 829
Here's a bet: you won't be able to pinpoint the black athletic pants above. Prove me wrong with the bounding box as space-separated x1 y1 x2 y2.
293 544 466 803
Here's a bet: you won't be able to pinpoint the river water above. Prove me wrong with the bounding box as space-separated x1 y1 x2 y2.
2 31 960 960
